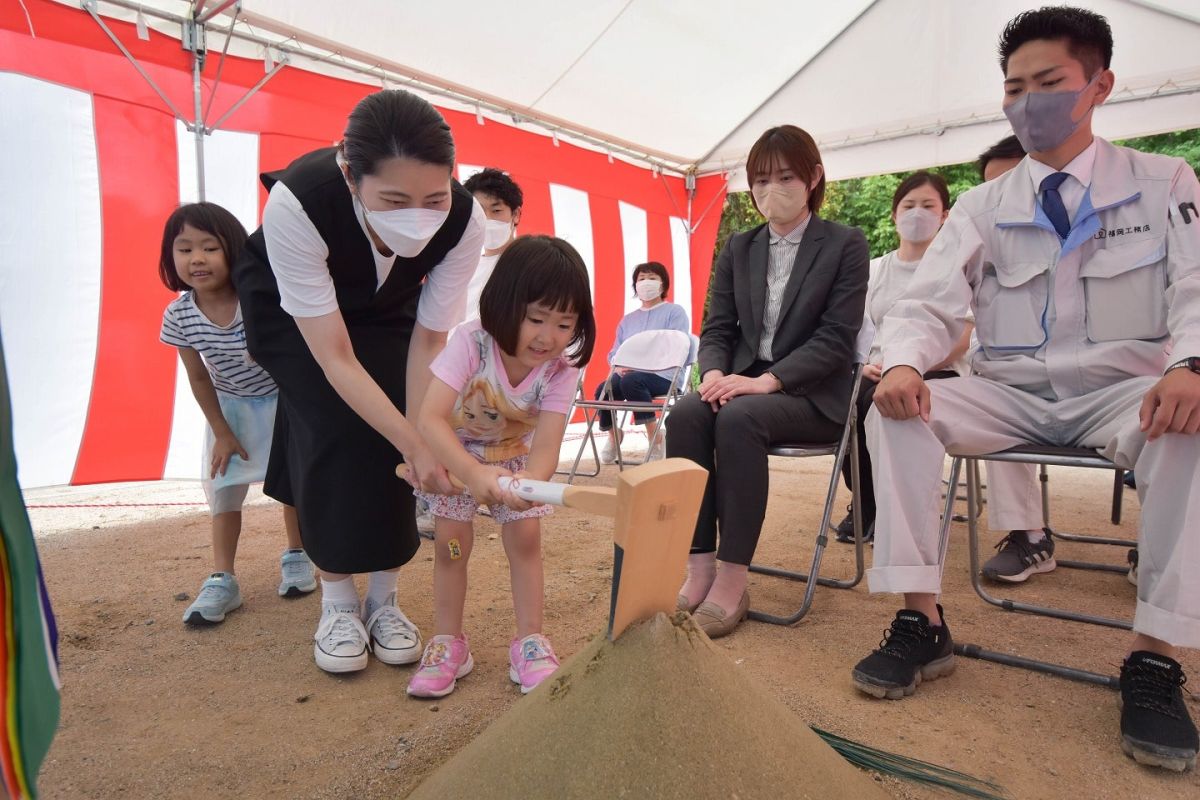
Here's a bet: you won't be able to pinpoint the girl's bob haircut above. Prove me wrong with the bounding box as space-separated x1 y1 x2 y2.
158 202 248 292
479 235 596 367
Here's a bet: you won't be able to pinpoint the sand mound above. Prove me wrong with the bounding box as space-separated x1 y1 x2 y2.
407 613 889 800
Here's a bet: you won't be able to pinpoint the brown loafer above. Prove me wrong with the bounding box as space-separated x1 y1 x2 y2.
677 594 702 614
693 590 750 639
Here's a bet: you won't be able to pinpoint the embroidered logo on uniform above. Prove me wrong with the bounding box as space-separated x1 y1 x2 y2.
1093 224 1150 239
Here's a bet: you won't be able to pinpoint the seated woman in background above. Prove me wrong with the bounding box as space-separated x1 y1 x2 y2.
833 171 963 543
593 261 691 464
668 125 869 638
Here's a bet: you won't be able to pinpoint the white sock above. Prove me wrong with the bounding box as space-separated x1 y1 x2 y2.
321 576 359 612
364 569 399 617
1024 529 1048 544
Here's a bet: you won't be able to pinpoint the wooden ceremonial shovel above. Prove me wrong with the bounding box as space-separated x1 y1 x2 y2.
395 458 708 639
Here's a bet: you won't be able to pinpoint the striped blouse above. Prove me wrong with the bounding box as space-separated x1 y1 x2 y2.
160 292 277 398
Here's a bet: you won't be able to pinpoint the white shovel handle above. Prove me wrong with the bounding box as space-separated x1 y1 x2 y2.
496 476 568 506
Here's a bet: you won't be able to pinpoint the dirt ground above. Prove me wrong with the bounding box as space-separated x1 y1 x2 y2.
31 454 1200 800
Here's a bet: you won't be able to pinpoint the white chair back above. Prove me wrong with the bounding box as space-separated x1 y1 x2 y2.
611 329 693 372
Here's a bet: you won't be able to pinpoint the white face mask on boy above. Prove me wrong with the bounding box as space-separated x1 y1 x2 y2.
635 279 663 302
483 218 513 251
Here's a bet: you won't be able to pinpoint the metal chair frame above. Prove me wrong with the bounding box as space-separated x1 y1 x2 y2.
554 371 601 479
748 365 868 626
941 445 1135 689
565 331 694 483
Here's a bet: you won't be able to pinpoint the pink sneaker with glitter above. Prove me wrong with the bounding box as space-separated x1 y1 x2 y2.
508 633 560 694
406 634 473 699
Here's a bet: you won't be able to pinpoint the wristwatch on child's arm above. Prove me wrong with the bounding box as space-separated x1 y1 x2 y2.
1165 357 1200 376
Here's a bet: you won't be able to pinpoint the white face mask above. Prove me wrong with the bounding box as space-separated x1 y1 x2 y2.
483 218 513 251
894 207 942 243
360 203 449 258
752 182 809 225
635 279 662 302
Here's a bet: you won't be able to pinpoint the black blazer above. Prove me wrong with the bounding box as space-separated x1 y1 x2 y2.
698 215 869 423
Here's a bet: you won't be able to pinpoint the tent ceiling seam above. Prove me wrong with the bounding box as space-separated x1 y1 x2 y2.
526 0 635 110
1120 0 1200 27
691 0 882 167
693 80 1200 179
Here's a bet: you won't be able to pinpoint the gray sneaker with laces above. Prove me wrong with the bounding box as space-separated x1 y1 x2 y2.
278 549 317 597
981 528 1056 583
183 572 243 625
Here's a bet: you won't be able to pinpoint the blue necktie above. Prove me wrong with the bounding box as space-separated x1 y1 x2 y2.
1039 172 1071 240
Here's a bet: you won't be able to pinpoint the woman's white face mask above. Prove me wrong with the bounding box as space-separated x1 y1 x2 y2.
361 204 449 258
894 207 942 243
635 279 663 302
483 217 514 251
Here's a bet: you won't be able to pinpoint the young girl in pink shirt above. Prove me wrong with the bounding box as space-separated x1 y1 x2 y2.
408 236 595 698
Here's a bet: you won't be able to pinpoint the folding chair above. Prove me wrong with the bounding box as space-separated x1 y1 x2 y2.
554 371 600 479
747 363 869 626
939 445 1134 688
564 329 693 483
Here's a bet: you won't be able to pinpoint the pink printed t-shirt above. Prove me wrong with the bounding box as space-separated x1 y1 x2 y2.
430 319 579 462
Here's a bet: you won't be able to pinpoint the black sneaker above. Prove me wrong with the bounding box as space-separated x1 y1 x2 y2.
834 508 875 544
981 528 1056 583
852 607 955 699
1119 651 1198 772
1127 548 1138 587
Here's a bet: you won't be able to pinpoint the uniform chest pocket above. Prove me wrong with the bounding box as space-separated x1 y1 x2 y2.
1079 238 1168 343
975 260 1049 353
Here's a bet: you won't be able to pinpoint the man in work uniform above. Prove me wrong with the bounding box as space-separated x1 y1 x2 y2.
850 6 1200 771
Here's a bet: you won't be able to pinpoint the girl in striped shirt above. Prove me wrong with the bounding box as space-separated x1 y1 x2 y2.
158 203 316 626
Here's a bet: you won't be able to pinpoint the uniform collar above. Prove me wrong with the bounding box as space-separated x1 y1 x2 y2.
997 138 1137 225
1026 139 1097 197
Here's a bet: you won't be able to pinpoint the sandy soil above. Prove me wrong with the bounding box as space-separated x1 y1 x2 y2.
31 454 1200 800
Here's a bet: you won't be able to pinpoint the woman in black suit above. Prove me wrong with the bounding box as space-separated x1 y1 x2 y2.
667 125 869 637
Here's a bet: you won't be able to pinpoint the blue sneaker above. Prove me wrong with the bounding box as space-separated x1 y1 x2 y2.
183 572 243 625
278 549 317 597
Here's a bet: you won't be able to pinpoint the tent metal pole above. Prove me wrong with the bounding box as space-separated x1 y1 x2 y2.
81 0 187 123
184 13 207 200
206 58 287 134
192 51 206 200
195 0 238 25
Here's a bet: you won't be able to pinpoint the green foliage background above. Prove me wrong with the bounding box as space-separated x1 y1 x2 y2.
713 129 1200 265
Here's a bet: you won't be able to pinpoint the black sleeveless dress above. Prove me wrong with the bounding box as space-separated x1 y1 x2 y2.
234 147 473 573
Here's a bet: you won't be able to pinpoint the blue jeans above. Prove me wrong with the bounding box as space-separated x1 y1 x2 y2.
594 371 674 429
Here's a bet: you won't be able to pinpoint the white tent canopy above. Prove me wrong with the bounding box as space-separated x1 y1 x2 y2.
79 0 1200 182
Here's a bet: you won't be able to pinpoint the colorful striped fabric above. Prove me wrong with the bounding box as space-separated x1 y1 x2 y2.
0 329 61 798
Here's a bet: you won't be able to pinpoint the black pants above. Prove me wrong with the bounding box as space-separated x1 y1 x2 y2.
839 369 959 526
595 371 675 429
666 389 842 566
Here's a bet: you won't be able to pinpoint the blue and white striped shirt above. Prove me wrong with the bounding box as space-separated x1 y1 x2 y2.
160 292 277 398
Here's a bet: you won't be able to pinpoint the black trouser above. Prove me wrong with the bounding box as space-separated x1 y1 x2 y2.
595 371 675 429
839 369 959 526
666 387 842 566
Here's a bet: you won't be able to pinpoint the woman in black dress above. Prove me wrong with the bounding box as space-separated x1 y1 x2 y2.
235 90 485 673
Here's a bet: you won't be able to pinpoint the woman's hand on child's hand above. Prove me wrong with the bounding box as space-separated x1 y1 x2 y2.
407 444 458 495
499 470 542 512
466 464 511 507
210 433 249 479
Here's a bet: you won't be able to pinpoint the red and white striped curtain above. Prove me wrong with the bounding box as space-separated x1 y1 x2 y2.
0 0 725 489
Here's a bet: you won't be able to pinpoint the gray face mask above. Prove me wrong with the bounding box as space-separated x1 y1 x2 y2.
1003 72 1100 153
